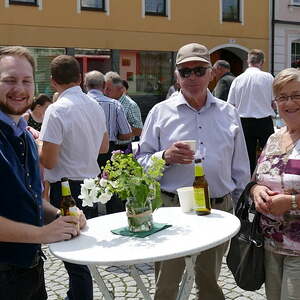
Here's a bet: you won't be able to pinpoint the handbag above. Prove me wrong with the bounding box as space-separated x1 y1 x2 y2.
226 181 265 291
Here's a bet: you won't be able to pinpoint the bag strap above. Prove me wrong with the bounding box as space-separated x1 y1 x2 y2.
235 181 257 219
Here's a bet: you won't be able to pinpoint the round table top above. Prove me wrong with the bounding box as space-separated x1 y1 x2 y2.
49 207 240 266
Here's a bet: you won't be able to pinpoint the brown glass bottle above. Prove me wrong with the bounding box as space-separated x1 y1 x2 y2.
193 158 211 215
60 178 79 216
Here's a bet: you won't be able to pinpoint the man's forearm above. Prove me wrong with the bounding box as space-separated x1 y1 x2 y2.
0 216 42 244
43 199 60 224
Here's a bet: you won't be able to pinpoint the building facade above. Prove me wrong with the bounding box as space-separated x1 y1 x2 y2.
272 0 300 74
0 0 271 117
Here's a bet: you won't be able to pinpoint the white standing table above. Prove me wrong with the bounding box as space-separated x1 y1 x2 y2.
49 207 240 300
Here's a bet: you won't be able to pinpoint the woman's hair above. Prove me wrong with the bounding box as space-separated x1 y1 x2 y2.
273 68 300 96
31 94 52 111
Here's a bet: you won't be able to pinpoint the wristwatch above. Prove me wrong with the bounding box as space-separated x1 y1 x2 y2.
291 195 298 210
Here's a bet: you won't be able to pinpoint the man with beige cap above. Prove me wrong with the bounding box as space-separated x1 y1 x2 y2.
137 43 250 299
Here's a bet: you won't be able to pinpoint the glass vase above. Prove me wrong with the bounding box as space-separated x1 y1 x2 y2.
126 196 153 232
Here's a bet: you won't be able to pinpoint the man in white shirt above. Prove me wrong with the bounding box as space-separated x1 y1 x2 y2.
137 43 250 300
228 49 275 174
40 55 109 300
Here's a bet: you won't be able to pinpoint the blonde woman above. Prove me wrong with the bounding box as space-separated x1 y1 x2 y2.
251 68 300 300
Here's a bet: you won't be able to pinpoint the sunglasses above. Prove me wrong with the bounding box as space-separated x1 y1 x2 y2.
178 66 211 78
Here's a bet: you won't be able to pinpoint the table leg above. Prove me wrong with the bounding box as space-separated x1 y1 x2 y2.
176 255 197 300
129 265 152 300
88 264 113 300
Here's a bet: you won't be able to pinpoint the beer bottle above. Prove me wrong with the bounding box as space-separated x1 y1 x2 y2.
60 177 79 217
193 157 211 215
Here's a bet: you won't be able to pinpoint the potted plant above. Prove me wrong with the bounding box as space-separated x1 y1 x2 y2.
79 151 165 232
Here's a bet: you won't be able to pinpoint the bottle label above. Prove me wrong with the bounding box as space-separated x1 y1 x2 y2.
69 206 79 217
194 165 204 177
61 182 71 197
194 187 205 209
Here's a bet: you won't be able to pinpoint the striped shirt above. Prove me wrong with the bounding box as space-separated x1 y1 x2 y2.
87 90 131 142
117 94 143 145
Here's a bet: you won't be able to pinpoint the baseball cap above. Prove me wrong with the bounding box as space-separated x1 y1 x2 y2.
176 43 211 65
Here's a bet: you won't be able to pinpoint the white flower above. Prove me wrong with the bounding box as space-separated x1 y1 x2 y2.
98 192 113 204
109 180 118 188
79 186 94 207
273 157 280 165
99 178 108 187
82 178 97 189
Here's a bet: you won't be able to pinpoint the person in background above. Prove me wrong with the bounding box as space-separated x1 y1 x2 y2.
23 93 52 131
84 70 132 214
105 71 143 149
250 68 300 300
166 71 180 99
228 49 275 175
137 42 250 300
0 46 85 300
40 55 109 300
212 60 235 101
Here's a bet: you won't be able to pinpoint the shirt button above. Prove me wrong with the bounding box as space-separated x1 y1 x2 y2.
21 152 25 156
29 184 32 188
34 194 38 198
26 173 30 176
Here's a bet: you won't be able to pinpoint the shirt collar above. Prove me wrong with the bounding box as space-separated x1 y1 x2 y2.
174 90 216 111
87 89 104 97
0 110 27 137
57 86 82 101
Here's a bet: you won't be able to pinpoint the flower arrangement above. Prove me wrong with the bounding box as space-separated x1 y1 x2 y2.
79 151 165 211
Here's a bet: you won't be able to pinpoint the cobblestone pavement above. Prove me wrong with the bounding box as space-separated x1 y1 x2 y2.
44 246 266 300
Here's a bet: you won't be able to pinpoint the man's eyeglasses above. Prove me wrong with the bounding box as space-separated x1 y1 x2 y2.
177 66 211 78
274 94 300 104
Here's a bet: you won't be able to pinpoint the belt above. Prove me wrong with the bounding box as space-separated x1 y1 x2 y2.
0 249 45 272
161 190 229 204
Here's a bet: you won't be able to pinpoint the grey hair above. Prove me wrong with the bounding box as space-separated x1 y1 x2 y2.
247 49 264 65
213 60 230 70
104 71 123 85
84 70 105 90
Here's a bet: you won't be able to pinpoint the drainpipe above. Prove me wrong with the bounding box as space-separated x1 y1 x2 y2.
271 0 275 75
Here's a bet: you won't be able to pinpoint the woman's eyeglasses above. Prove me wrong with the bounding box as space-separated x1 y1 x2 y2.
178 66 211 78
274 94 300 104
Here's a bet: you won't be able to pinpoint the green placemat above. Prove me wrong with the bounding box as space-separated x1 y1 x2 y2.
111 222 172 238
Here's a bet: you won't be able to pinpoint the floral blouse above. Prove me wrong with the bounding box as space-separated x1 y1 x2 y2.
255 128 300 256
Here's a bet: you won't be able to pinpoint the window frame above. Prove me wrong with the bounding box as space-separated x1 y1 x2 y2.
81 0 106 12
291 0 300 5
9 0 37 6
145 0 167 17
222 0 240 23
291 40 300 66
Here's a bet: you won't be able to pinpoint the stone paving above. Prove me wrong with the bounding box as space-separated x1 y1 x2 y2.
44 245 266 300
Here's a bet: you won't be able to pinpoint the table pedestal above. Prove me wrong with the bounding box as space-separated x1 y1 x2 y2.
88 254 198 300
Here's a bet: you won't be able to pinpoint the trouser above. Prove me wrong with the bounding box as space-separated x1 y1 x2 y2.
154 192 233 300
0 258 47 300
240 116 274 175
50 180 96 300
265 249 300 300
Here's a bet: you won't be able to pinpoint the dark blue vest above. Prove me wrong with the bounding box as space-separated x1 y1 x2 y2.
0 120 43 267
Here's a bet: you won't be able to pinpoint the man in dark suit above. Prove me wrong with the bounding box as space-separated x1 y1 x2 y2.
212 60 235 101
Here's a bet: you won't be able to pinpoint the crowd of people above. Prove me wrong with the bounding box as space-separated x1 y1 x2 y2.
1 42 300 300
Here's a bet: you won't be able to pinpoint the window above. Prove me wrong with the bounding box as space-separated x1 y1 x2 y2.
291 41 300 67
81 0 105 11
145 0 166 16
222 0 240 22
292 0 300 5
9 0 37 5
